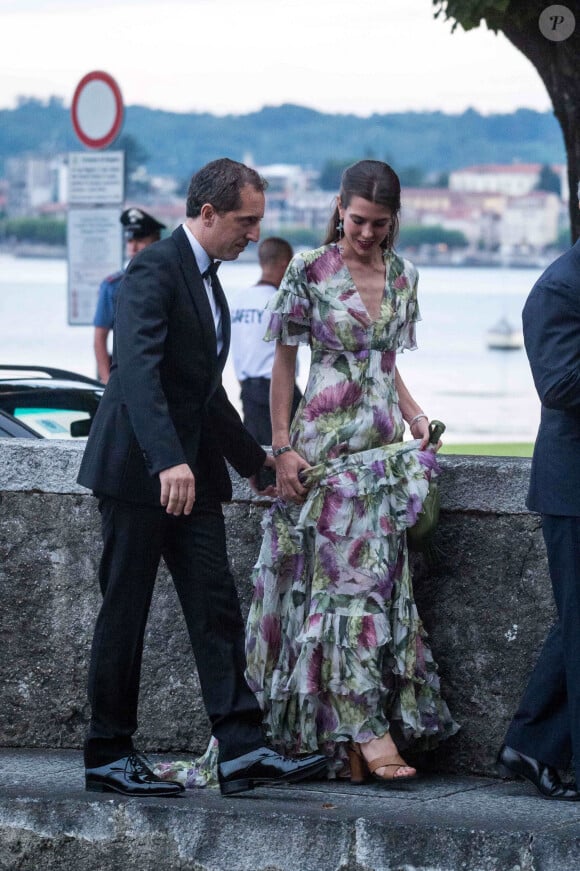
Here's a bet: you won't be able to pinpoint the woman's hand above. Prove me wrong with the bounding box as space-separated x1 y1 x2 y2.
410 416 445 452
409 415 430 450
275 449 311 503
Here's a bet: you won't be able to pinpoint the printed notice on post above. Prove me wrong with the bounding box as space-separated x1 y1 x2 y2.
68 208 122 325
67 150 125 324
68 151 124 205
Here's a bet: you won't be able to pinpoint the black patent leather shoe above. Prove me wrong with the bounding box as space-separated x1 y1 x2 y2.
85 752 184 797
497 744 580 801
218 746 328 796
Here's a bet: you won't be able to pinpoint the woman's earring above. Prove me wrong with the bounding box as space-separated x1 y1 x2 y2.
382 222 393 251
336 218 344 240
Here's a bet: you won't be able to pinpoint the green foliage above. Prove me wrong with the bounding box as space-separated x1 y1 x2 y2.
535 164 561 194
1 97 78 164
319 157 429 190
319 159 355 191
112 133 151 197
1 217 66 245
441 442 534 457
275 226 320 249
398 166 427 187
0 100 565 182
555 225 573 250
113 133 149 173
431 0 579 244
432 0 513 32
399 224 469 249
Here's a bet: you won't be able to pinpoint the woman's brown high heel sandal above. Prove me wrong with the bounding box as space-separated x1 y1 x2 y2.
347 742 418 784
347 743 368 784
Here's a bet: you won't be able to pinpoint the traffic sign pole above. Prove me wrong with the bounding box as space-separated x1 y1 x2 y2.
68 71 126 326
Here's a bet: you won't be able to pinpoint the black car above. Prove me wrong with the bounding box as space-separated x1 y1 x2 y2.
0 365 104 439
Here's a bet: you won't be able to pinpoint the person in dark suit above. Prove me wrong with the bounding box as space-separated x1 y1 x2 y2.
497 187 580 801
78 158 327 798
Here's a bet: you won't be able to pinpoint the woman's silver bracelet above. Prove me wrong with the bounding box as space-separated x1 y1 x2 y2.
409 413 428 429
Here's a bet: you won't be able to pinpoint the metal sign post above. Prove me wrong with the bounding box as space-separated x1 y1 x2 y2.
68 71 125 326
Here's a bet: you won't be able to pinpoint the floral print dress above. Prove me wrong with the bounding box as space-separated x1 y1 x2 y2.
244 244 458 771
155 244 458 788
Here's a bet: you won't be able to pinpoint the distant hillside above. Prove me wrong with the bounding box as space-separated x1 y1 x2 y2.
0 98 565 185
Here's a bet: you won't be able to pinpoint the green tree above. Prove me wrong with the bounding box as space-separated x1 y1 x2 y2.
398 166 426 187
399 224 469 248
276 226 321 249
318 159 355 191
536 163 562 194
555 224 573 250
1 217 66 245
433 0 580 242
112 134 151 198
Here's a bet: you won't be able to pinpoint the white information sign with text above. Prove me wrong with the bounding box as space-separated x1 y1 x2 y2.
68 151 124 205
68 208 123 325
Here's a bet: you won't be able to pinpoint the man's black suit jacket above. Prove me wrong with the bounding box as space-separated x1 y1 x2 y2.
78 226 266 504
523 239 580 516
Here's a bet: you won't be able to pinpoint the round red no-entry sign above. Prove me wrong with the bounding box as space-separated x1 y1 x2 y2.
71 71 124 149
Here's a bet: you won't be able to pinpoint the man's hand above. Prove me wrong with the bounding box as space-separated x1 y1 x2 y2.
249 454 278 497
159 463 196 515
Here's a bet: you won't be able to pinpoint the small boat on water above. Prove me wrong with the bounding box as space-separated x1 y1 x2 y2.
486 317 523 351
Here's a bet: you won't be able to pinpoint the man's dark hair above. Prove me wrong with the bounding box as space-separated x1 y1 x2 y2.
258 237 293 267
186 158 268 218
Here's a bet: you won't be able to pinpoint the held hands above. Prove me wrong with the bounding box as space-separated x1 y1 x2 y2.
274 448 311 504
159 463 196 515
249 454 278 497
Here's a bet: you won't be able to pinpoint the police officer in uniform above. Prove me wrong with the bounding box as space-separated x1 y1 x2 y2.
93 208 166 383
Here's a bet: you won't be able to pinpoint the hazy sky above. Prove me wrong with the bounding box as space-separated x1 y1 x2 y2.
1 0 551 116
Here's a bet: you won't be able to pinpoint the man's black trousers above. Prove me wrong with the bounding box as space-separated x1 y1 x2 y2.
84 494 264 767
505 514 580 781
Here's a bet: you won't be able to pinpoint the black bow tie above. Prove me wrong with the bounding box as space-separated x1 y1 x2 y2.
202 261 220 280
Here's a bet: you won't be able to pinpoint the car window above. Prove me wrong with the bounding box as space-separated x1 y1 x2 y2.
12 407 92 439
0 409 40 439
0 382 102 439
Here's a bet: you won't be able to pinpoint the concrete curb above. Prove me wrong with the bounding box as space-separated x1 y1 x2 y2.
0 442 554 778
2 750 580 871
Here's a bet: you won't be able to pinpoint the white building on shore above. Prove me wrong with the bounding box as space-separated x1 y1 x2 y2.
449 162 567 200
403 163 565 255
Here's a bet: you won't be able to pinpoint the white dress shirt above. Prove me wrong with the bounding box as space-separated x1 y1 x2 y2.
182 223 223 356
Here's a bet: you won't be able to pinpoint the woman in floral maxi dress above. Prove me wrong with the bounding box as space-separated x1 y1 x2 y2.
244 160 458 783
156 160 458 788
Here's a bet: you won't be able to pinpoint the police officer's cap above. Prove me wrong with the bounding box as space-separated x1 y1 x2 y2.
120 208 166 240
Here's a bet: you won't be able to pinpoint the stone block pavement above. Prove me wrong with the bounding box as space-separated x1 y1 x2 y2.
1 749 580 870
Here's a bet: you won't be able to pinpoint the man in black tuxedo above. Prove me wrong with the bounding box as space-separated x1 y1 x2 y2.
78 158 326 797
498 187 580 801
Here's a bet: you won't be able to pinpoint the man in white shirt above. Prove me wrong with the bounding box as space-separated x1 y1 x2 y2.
229 237 302 445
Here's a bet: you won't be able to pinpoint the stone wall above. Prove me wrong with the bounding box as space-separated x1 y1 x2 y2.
0 441 553 775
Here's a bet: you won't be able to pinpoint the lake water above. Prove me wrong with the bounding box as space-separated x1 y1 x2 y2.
0 252 544 444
